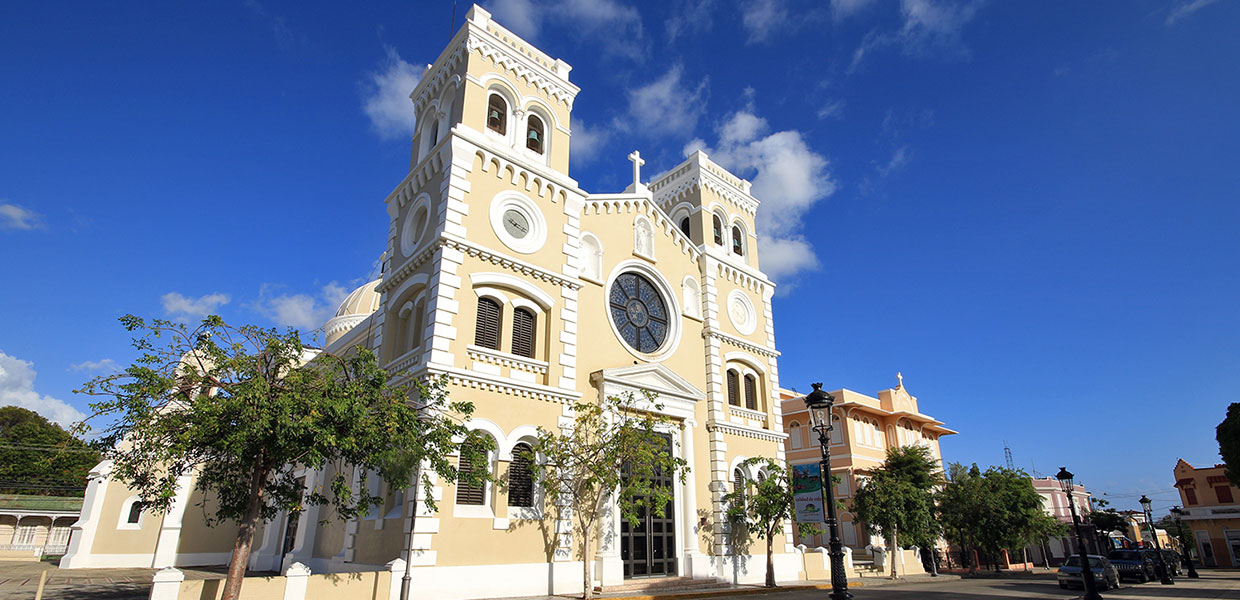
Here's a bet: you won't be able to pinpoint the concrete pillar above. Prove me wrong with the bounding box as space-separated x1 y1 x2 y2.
150 567 185 600
282 562 311 600
386 558 406 600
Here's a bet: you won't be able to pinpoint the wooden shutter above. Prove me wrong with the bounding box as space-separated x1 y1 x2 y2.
744 374 757 410
733 469 746 505
475 297 502 350
456 448 486 506
1217 486 1234 504
512 308 536 358
727 370 739 406
1186 488 1198 505
508 443 534 508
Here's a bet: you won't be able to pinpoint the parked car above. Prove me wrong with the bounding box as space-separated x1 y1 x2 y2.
1107 549 1155 583
1058 554 1121 591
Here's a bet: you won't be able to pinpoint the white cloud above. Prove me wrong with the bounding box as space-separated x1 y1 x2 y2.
831 0 878 20
162 292 231 319
618 65 708 139
70 359 118 373
665 0 716 41
1166 0 1221 25
741 0 789 44
876 144 911 177
362 46 424 141
255 283 350 333
849 0 985 72
0 351 85 428
697 108 835 285
0 203 44 231
487 0 645 59
817 98 846 120
569 118 611 166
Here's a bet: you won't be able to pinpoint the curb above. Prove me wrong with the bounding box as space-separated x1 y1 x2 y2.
592 575 963 600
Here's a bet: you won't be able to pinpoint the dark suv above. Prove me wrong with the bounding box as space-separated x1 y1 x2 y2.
1142 548 1183 577
1107 549 1155 583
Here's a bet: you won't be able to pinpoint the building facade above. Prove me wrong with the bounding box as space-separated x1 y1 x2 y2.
779 376 955 551
61 5 803 596
1022 476 1093 565
0 495 80 561
1174 458 1240 567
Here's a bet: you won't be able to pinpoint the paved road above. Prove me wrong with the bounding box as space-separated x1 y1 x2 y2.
771 571 1240 600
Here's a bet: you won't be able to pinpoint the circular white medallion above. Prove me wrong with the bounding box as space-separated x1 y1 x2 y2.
400 194 433 257
489 192 546 254
726 289 757 335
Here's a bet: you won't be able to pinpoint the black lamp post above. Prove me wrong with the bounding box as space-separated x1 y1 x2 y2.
1056 467 1103 600
1140 495 1175 585
1169 506 1200 578
805 383 852 600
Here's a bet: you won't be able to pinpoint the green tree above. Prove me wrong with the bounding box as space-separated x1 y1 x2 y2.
0 406 100 496
77 316 485 600
721 457 818 588
938 463 987 572
525 392 688 600
851 445 942 578
1217 403 1240 486
938 464 1052 572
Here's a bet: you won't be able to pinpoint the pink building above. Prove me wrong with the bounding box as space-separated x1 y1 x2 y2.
1026 476 1094 564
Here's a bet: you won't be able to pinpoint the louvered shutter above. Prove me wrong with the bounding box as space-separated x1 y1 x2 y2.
456 448 486 506
733 469 746 506
508 443 534 508
727 370 739 406
475 298 502 350
512 308 536 358
744 374 757 410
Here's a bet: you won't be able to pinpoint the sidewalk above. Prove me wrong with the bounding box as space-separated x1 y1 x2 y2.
506 573 963 600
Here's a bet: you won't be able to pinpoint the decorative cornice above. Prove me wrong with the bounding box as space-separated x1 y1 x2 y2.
583 195 701 261
465 30 579 109
444 236 582 290
715 259 771 295
703 327 780 358
650 152 760 217
707 420 788 443
431 364 581 405
376 243 440 294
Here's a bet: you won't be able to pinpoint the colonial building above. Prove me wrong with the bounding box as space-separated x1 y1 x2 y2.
1174 458 1240 567
1022 476 1093 565
779 376 955 551
0 495 80 561
61 5 802 596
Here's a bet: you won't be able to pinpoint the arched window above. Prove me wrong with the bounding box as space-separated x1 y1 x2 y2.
744 374 758 410
456 435 489 506
428 119 440 147
713 214 723 245
126 501 144 525
732 225 744 255
526 115 544 154
512 307 536 358
789 422 803 450
508 442 534 508
487 94 507 135
726 369 740 406
830 415 843 445
475 297 502 350
679 216 691 237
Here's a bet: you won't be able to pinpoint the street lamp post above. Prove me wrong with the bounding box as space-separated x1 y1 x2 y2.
1169 506 1200 578
1140 495 1175 585
1056 467 1103 600
805 383 852 600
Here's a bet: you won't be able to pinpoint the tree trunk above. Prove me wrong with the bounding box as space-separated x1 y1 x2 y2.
221 464 269 600
889 528 899 579
765 532 775 587
580 524 593 600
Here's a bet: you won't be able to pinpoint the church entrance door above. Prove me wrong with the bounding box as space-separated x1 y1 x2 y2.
620 434 677 579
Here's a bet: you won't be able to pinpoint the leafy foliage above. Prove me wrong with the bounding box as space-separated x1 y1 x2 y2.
0 406 100 496
937 463 1063 572
851 445 942 578
721 457 819 588
77 315 484 600
1217 402 1240 487
525 392 688 599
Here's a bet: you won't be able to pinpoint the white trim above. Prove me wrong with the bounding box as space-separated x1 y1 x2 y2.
116 495 145 530
490 191 547 255
400 193 433 257
470 272 556 309
472 286 511 306
59 460 112 569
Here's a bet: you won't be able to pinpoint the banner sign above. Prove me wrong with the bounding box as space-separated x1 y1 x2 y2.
792 463 826 523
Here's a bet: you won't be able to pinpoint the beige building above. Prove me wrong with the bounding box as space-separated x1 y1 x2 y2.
60 5 803 596
779 376 955 551
1174 458 1240 567
0 495 80 561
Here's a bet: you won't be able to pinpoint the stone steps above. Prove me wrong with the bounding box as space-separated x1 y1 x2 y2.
600 576 731 595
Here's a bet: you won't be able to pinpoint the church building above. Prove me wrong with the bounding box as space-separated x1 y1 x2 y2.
61 6 801 597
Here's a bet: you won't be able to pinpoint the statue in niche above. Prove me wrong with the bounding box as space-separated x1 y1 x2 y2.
635 218 653 257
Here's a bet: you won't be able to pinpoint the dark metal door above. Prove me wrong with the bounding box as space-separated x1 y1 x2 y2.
620 435 676 578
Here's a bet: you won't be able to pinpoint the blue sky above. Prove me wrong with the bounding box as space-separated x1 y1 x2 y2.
1 0 1237 514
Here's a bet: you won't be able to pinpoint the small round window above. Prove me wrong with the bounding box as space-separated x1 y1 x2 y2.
609 272 669 353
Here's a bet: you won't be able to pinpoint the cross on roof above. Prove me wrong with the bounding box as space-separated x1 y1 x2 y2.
628 150 645 189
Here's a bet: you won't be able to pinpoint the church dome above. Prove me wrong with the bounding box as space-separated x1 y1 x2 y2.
323 279 382 346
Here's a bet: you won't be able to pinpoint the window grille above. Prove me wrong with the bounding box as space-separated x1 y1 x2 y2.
475 297 502 350
512 308 536 358
508 443 535 508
